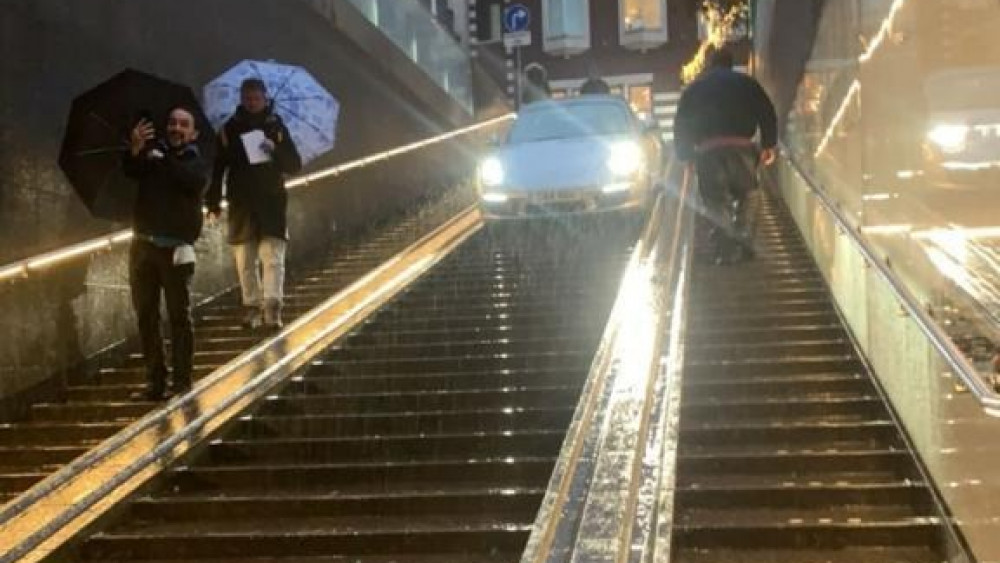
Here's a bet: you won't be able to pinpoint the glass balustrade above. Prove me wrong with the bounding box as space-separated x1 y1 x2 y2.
345 0 473 113
775 1 1000 557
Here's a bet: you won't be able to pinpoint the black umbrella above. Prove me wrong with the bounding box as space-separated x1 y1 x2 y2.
58 69 214 221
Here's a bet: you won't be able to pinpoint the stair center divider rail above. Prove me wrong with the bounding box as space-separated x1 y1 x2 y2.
783 152 1000 413
521 159 696 562
0 114 515 284
0 116 515 561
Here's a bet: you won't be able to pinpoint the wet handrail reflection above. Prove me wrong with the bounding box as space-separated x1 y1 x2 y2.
784 149 1000 413
521 158 696 561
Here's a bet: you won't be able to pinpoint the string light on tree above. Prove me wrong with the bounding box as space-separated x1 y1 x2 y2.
681 0 749 84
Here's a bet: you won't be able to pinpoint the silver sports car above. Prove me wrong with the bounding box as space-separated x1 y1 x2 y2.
478 96 663 219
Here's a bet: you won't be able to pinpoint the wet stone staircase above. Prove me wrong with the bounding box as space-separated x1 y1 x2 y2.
71 217 638 561
0 195 467 507
670 192 950 562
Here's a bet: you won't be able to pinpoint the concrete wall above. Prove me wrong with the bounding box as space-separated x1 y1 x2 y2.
0 0 506 417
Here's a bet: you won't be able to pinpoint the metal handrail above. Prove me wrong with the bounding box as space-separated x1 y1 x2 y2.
0 205 483 562
521 159 696 561
0 114 514 284
783 151 1000 412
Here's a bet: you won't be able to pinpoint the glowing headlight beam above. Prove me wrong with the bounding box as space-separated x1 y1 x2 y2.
927 124 969 154
479 157 505 188
482 192 509 203
607 142 644 177
602 182 633 194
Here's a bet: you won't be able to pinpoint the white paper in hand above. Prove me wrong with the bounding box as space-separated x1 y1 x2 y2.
172 245 196 266
241 130 273 164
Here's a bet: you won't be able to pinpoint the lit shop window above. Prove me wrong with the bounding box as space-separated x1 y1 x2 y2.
620 0 668 50
628 84 653 120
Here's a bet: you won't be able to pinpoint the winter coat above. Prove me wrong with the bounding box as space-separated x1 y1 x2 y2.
123 142 209 244
674 68 778 162
206 107 302 243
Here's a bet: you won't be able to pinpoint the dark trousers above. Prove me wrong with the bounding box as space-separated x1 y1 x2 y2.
129 240 195 395
695 146 759 259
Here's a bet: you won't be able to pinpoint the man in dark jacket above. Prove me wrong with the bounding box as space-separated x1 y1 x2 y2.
207 79 302 330
580 66 611 96
674 48 778 264
124 107 209 401
579 77 611 95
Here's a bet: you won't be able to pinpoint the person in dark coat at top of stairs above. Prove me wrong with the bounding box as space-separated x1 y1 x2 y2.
674 47 778 265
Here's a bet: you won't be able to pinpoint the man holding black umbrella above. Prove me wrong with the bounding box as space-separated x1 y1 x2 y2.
124 108 209 401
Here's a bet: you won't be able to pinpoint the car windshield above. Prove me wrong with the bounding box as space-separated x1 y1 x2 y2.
508 102 633 143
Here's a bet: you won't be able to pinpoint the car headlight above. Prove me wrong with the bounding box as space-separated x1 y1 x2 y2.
479 157 505 188
602 181 632 194
927 124 969 154
482 192 509 203
607 141 645 176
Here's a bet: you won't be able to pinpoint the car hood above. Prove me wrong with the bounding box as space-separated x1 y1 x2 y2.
493 134 634 192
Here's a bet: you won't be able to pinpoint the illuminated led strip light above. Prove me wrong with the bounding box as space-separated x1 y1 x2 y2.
0 113 515 283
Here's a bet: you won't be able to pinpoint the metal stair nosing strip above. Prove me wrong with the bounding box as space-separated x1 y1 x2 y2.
0 206 485 563
521 161 696 561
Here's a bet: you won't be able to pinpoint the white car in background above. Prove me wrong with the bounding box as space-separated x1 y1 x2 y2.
478 96 663 219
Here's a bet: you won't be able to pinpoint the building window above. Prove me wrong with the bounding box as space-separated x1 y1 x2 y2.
489 4 502 40
619 0 668 51
476 0 503 42
623 0 663 31
353 0 379 23
628 84 653 120
543 0 590 56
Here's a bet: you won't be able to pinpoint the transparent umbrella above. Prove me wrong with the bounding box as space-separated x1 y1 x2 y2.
204 59 339 165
